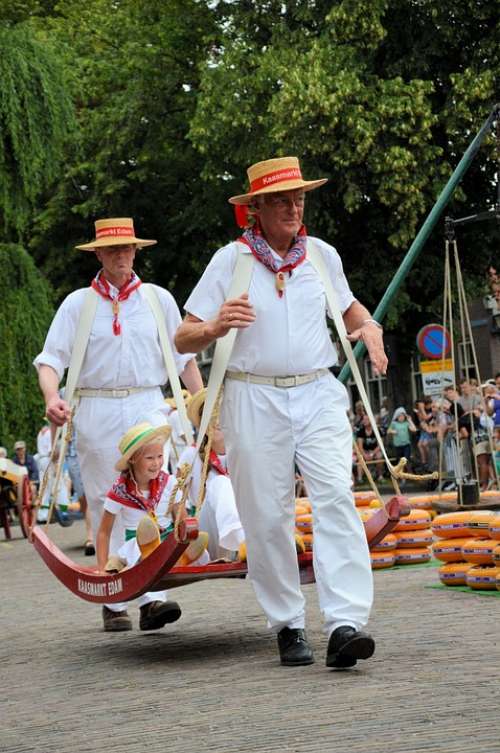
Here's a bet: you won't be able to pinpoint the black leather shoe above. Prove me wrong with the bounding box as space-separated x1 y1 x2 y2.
326 626 375 669
277 627 315 666
139 600 182 630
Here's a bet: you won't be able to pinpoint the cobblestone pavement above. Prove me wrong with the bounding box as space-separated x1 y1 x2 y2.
1 520 499 753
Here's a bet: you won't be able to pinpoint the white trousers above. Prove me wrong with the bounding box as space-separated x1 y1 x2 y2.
220 372 373 635
75 387 170 611
198 480 245 560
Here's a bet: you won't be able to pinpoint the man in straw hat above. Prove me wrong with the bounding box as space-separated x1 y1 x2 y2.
175 157 387 668
34 217 202 632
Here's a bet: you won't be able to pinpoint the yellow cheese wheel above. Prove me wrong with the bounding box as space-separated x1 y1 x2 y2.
358 509 376 523
394 547 432 565
394 509 432 532
301 533 313 551
370 551 396 569
466 565 500 590
431 511 472 539
295 497 312 513
371 533 397 552
354 491 377 507
438 562 473 586
493 544 500 565
487 515 500 541
432 537 470 563
461 537 496 565
393 528 433 549
295 513 313 533
467 510 496 537
407 496 434 510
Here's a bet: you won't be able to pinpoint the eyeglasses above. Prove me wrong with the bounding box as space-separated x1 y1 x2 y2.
265 192 306 209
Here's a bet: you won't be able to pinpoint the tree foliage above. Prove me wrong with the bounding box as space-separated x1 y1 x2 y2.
0 244 53 451
0 22 76 237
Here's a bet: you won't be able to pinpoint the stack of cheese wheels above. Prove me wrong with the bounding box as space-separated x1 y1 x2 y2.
295 498 313 550
393 509 432 565
354 499 396 569
462 511 499 591
353 491 377 509
432 511 473 586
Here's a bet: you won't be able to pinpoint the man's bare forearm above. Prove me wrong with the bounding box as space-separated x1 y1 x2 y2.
180 357 204 394
38 365 60 403
175 318 219 354
343 301 375 332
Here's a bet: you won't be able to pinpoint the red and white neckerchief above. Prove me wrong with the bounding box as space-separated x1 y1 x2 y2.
238 221 307 297
209 451 229 476
107 470 170 513
91 269 142 335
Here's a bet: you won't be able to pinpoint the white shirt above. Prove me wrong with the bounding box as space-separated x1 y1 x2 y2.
184 237 356 376
34 283 191 388
178 445 230 510
37 426 52 457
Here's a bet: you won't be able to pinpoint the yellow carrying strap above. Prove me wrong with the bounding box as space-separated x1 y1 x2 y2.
195 243 254 450
142 283 194 445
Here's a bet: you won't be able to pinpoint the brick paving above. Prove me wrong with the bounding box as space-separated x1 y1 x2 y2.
1 520 499 753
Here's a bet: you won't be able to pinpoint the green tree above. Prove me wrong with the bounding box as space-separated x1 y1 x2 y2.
190 0 499 333
0 244 54 451
0 22 76 238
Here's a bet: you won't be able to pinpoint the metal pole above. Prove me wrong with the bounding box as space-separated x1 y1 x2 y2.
339 103 500 384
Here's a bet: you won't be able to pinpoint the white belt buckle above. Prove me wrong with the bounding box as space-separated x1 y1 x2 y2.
275 376 296 388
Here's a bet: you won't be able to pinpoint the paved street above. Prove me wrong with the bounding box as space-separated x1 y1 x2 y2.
1 520 499 753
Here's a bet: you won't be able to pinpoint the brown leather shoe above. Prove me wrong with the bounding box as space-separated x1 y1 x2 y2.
139 600 182 630
102 605 132 632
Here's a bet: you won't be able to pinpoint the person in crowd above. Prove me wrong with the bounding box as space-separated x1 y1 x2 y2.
177 388 245 561
34 217 202 632
96 422 182 631
175 156 387 669
12 440 39 496
386 407 417 470
356 414 385 483
0 447 7 459
416 396 433 469
457 379 481 438
352 400 366 439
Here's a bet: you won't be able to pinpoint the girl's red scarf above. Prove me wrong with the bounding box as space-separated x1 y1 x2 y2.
91 269 142 335
238 221 307 297
108 470 169 513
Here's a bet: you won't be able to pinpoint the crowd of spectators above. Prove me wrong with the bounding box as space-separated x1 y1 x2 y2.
350 374 500 491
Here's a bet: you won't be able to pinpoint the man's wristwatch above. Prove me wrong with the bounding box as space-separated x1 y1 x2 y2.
361 318 383 332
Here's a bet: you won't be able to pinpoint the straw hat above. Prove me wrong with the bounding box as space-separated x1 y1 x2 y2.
186 388 206 429
115 422 171 472
228 156 327 205
75 218 157 251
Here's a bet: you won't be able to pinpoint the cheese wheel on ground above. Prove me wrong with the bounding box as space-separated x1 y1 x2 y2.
394 509 431 532
461 538 496 565
394 548 431 565
432 511 472 539
393 528 433 549
432 537 470 563
438 562 473 586
492 544 500 565
466 565 500 590
370 551 396 569
407 496 433 510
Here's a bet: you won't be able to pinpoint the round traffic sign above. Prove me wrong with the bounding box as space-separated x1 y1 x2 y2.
416 324 451 359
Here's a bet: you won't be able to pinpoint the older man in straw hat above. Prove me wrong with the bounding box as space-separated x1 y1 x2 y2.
175 157 387 669
35 217 202 632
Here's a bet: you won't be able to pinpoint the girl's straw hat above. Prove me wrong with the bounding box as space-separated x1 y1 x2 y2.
75 217 157 251
228 156 327 205
115 422 171 472
186 388 207 429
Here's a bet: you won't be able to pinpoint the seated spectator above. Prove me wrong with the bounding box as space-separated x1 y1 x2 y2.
356 414 384 483
458 379 481 438
352 400 366 440
12 440 39 495
378 397 391 438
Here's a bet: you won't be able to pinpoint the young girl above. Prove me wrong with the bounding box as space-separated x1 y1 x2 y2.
96 422 184 632
178 388 246 560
